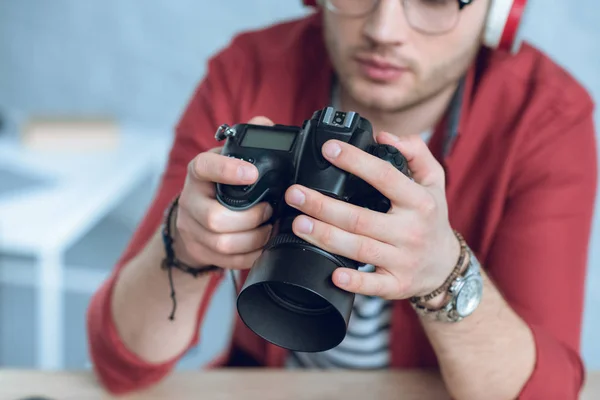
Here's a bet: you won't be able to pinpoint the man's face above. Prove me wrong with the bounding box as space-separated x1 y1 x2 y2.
323 0 490 112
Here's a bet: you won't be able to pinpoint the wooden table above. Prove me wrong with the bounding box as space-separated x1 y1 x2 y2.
0 369 598 400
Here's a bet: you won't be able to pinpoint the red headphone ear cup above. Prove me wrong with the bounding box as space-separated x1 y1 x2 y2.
484 0 528 54
303 0 318 6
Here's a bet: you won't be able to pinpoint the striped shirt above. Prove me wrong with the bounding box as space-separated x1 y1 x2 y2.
286 264 392 369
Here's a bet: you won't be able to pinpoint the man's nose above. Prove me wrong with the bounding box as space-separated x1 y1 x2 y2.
363 0 410 46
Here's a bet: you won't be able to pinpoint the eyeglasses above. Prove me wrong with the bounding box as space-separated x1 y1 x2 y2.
320 0 475 35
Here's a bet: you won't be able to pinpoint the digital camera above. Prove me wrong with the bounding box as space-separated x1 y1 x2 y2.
215 107 410 352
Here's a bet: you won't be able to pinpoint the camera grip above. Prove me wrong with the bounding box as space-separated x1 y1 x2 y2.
371 144 410 177
354 144 411 213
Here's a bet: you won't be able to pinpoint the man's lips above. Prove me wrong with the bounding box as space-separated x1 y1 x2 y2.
354 55 408 82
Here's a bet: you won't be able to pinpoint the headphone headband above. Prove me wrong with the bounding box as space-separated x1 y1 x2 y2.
302 0 528 54
484 0 528 53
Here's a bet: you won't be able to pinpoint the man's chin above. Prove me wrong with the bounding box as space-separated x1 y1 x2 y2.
348 81 416 112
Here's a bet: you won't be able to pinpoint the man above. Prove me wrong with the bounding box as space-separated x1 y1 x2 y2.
87 0 597 399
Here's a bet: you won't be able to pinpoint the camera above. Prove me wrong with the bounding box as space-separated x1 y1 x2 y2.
214 107 410 352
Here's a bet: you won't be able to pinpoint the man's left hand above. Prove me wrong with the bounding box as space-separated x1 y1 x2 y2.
284 131 460 302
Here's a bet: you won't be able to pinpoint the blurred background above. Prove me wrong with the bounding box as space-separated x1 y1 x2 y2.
0 0 598 372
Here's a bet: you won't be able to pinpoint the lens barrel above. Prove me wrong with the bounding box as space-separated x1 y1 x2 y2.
236 234 358 352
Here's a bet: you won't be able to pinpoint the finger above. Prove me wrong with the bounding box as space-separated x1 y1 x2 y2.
247 116 275 126
185 220 273 255
179 195 272 233
285 185 395 243
193 179 217 198
320 140 427 207
180 239 263 270
217 248 263 270
292 215 397 267
189 152 258 185
332 268 403 299
188 114 276 185
376 132 445 188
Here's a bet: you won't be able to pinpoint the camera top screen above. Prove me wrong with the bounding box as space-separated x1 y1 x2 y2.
241 127 297 151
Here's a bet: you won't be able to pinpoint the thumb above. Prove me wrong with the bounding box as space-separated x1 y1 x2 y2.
248 116 275 126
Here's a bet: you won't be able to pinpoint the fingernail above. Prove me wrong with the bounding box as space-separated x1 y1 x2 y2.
323 142 341 158
263 205 273 221
337 271 350 286
287 188 306 206
237 165 255 181
296 216 314 234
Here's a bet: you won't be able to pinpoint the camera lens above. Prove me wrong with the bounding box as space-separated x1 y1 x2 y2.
236 244 354 352
264 282 332 315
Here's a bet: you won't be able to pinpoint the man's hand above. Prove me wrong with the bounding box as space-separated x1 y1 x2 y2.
284 131 460 301
175 116 276 271
109 116 277 366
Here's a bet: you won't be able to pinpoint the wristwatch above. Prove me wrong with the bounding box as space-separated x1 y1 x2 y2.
411 247 483 323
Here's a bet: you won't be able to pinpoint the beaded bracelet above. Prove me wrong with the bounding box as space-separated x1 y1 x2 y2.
409 230 467 305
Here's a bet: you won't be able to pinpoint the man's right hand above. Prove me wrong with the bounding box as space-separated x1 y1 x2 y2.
173 116 275 271
108 117 276 366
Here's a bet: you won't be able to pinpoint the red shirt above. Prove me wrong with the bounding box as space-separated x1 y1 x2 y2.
86 13 598 399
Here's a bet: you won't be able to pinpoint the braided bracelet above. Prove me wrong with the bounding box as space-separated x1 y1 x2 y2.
161 195 222 320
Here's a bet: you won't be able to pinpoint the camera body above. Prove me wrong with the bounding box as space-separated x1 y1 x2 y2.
214 107 410 352
216 107 408 215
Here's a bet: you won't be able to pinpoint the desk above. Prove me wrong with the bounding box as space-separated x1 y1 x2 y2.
0 370 599 400
0 129 171 369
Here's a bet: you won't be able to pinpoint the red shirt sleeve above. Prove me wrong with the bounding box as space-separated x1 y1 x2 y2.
86 39 251 395
486 99 597 399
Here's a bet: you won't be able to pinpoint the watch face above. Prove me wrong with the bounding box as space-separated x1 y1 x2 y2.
456 276 483 317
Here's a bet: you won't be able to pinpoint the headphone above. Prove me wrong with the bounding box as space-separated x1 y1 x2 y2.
302 0 529 54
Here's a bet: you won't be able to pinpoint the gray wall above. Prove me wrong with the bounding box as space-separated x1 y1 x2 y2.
0 0 599 370
0 0 307 130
